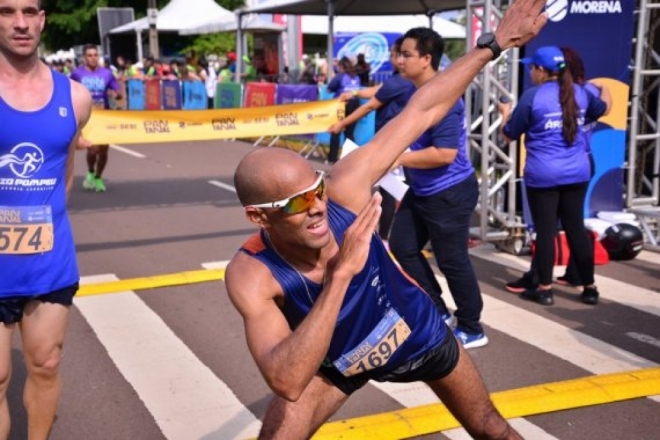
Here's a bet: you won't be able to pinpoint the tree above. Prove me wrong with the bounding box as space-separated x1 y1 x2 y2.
41 0 244 52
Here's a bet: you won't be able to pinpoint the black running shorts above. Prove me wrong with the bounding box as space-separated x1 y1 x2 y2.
319 332 460 396
0 283 79 324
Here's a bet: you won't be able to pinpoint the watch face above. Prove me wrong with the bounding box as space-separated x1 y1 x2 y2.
478 33 493 45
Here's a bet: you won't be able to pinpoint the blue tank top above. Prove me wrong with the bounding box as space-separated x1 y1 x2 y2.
0 70 79 297
240 200 448 376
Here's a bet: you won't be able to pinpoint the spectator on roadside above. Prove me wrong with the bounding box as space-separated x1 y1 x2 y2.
326 57 361 163
219 51 236 82
198 57 218 109
497 46 609 306
501 46 612 302
355 53 371 86
298 54 317 85
389 27 488 349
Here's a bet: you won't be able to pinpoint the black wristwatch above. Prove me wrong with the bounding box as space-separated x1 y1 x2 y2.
476 32 502 60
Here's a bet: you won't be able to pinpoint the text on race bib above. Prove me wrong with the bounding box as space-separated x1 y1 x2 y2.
333 309 411 377
0 206 53 254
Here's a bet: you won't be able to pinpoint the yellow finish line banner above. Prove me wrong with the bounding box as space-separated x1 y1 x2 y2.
82 100 343 145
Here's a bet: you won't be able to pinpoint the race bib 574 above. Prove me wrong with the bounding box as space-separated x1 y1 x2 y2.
0 205 53 254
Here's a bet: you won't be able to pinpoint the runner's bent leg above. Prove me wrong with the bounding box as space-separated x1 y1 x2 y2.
259 373 349 440
19 301 70 440
0 323 17 440
425 344 521 439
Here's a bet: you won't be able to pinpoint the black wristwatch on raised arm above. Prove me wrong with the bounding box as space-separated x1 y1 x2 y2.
476 32 502 60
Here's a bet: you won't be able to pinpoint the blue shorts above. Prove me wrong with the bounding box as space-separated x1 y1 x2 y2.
0 283 78 324
319 332 460 395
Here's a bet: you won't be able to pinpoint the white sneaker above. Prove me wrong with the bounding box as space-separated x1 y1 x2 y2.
453 328 489 349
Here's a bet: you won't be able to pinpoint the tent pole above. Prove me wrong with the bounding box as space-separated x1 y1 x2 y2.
326 0 335 80
136 29 143 65
426 9 437 28
236 11 243 82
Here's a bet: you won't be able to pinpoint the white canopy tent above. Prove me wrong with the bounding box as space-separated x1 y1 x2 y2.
109 0 233 61
300 15 465 39
109 0 232 34
179 13 287 35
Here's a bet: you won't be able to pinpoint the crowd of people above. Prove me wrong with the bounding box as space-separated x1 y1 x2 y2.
1 0 618 438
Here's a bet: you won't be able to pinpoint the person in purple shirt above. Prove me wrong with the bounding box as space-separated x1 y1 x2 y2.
388 27 488 349
503 46 612 299
70 44 121 192
328 37 416 239
498 46 608 306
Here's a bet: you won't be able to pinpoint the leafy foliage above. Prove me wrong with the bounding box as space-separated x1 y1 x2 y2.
40 0 244 53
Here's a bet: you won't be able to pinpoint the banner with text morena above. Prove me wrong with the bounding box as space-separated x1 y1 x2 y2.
82 100 344 145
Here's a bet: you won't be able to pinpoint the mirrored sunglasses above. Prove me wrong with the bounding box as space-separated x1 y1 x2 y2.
247 171 326 214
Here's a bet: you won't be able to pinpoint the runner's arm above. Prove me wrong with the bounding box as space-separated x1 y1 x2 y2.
67 81 92 199
328 96 384 134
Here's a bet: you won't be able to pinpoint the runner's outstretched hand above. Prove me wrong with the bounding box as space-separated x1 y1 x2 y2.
495 0 549 50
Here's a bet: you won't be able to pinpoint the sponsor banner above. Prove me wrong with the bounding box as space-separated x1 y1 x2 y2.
522 0 634 217
334 32 400 74
244 82 277 107
82 100 343 145
161 80 182 110
182 81 207 110
145 79 161 110
276 84 318 105
127 79 145 110
215 82 243 109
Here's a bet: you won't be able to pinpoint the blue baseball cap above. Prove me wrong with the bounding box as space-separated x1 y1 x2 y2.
520 46 566 72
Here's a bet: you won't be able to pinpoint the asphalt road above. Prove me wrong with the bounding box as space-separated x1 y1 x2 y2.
7 139 660 440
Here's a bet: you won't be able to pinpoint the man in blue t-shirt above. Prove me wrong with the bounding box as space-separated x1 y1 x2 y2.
388 27 488 349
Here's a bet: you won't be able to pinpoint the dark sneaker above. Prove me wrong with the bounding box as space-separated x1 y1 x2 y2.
581 287 599 305
520 287 554 306
505 274 537 294
556 275 580 287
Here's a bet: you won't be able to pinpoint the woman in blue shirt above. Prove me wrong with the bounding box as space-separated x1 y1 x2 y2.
498 46 608 306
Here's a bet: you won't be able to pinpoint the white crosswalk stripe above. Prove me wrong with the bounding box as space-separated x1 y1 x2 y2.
76 274 261 440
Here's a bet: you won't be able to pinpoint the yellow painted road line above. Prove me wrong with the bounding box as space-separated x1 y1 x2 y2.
78 269 226 297
313 367 660 439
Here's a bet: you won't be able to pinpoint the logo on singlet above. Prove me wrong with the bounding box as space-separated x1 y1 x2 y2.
0 143 45 178
59 107 68 117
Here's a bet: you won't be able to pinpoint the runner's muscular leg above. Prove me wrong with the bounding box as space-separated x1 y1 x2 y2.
19 301 70 440
259 373 349 440
425 344 521 440
0 323 17 440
